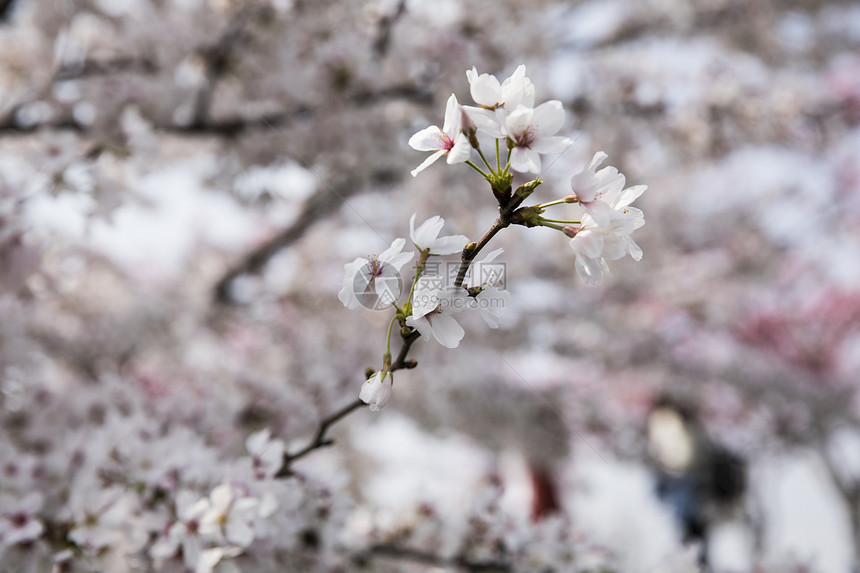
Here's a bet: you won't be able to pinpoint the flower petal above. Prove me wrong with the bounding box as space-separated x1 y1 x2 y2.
617 184 647 207
338 258 367 309
410 214 444 249
442 94 462 135
410 149 446 177
467 67 502 107
430 314 465 348
430 234 469 255
446 133 472 164
408 126 445 152
405 315 432 341
530 135 572 155
463 106 504 137
532 100 565 135
575 255 603 286
509 147 541 174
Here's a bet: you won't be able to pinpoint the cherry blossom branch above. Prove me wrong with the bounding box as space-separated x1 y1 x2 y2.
275 328 420 477
453 179 538 288
354 544 512 572
391 329 421 372
274 397 366 477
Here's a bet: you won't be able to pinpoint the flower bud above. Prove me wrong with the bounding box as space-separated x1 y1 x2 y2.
359 371 393 412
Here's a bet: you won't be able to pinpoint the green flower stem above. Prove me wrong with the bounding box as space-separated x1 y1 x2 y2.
383 316 397 364
495 138 501 173
477 147 493 172
539 218 582 224
465 160 488 177
537 198 569 209
406 249 431 307
534 220 568 231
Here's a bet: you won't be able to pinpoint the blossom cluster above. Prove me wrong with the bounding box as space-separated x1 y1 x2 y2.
341 66 647 411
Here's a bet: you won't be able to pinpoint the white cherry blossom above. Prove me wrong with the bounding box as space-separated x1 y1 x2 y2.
409 213 469 255
503 102 572 174
466 248 510 329
408 94 471 177
150 490 209 569
338 238 414 310
569 208 645 286
406 277 469 348
199 483 259 548
463 65 536 137
246 428 286 480
359 370 393 411
570 151 647 227
0 492 44 546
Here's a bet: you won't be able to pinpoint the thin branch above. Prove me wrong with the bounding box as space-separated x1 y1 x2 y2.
274 322 421 477
54 56 158 81
354 544 512 572
370 0 407 58
213 167 400 304
391 330 421 372
275 398 367 477
453 183 533 288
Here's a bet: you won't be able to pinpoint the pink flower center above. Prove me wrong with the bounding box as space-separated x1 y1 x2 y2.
513 126 536 149
366 257 384 278
439 133 455 152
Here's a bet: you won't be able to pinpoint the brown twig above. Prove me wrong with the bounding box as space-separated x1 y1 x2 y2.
354 544 512 572
275 327 421 477
274 398 367 477
213 166 400 304
453 180 535 288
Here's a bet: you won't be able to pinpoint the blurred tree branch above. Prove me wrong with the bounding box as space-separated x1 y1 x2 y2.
353 544 512 572
0 0 16 22
212 165 402 304
274 329 421 477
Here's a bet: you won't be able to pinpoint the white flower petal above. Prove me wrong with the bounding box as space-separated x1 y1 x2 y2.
405 315 432 341
575 255 603 286
359 371 393 411
410 149 446 177
408 126 445 152
446 133 472 164
338 258 366 309
501 65 534 109
442 94 462 135
617 184 647 207
463 106 504 137
467 67 502 107
532 100 565 135
430 234 469 255
412 275 443 318
410 214 444 249
570 230 604 259
583 200 616 228
430 314 465 348
245 429 270 455
530 135 572 155
509 147 541 174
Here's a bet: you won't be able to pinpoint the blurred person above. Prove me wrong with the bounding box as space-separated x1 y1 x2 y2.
646 394 747 568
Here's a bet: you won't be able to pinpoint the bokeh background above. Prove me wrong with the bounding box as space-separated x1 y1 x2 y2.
1 0 859 571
